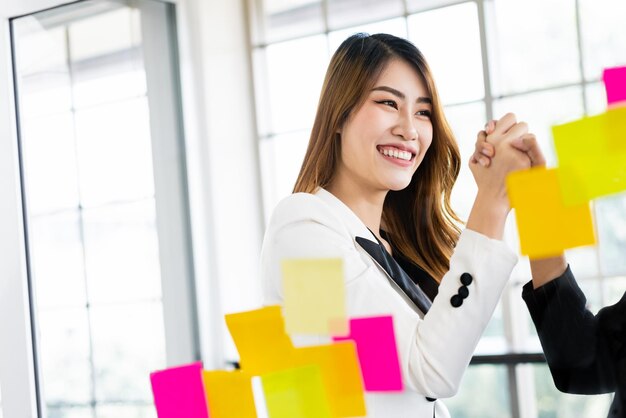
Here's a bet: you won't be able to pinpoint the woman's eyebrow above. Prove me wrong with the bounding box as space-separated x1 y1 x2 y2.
371 86 432 104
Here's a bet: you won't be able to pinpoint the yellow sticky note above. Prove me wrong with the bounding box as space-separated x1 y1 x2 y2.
225 306 294 374
261 365 332 418
202 370 256 418
507 167 596 258
292 341 366 417
552 106 626 206
281 258 347 335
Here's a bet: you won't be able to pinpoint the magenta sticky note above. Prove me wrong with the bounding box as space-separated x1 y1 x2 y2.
603 66 626 106
333 315 403 391
150 361 210 418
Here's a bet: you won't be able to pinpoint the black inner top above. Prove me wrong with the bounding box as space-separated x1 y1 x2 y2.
380 229 439 302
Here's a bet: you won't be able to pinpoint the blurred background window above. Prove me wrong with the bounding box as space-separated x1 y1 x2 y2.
11 1 197 417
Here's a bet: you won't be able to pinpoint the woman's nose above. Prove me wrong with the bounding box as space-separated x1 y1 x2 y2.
392 114 418 141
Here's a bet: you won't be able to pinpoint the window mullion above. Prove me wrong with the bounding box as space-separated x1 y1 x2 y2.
0 17 40 418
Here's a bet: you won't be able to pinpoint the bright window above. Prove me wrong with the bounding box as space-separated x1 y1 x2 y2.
10 1 196 417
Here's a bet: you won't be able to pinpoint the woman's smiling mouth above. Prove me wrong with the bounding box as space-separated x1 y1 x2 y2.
377 145 416 166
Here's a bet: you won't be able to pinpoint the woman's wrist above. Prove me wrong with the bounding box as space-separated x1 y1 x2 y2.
466 193 510 240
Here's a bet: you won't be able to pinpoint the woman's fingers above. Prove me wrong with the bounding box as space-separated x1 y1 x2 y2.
511 133 546 167
502 121 528 142
492 113 517 136
472 130 492 166
481 143 495 157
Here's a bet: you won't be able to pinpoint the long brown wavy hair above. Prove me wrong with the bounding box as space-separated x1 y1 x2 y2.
293 33 462 282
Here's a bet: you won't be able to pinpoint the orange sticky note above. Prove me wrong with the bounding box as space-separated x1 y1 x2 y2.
202 370 257 418
292 341 366 417
225 305 366 416
281 258 347 335
507 167 596 258
225 306 294 374
261 365 332 418
552 107 626 206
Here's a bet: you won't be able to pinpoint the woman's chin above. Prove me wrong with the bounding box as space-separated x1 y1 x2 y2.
385 178 412 192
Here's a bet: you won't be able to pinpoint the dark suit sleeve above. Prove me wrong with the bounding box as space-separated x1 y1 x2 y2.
522 266 617 394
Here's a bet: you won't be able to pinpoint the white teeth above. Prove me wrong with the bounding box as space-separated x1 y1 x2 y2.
379 147 412 161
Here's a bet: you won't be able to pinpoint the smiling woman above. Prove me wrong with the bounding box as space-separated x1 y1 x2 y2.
260 33 532 418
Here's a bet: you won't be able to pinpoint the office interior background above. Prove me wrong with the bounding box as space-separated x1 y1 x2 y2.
0 0 625 416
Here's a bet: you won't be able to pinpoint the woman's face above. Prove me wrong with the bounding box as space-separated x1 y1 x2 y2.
336 58 433 193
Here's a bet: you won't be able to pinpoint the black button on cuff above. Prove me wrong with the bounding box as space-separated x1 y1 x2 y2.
450 294 463 307
458 285 469 299
460 272 473 286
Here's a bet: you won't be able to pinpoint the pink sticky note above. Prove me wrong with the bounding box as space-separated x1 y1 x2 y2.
333 315 403 391
603 66 626 106
150 361 210 418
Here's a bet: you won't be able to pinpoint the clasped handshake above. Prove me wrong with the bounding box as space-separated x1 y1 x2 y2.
468 112 546 206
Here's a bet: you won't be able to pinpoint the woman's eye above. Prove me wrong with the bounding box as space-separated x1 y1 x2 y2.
376 100 397 109
416 110 432 119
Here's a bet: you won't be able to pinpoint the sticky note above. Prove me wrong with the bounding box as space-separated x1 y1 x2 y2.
150 361 209 418
261 365 332 418
506 167 596 258
333 316 403 391
224 304 365 418
292 341 366 417
202 370 256 418
281 258 347 335
225 306 294 374
603 66 626 106
552 106 626 206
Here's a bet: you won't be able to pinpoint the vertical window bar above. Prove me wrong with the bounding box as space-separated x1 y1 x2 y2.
477 0 494 120
8 15 43 418
574 0 588 114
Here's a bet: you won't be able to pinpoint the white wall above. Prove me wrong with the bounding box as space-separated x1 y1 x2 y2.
174 0 265 365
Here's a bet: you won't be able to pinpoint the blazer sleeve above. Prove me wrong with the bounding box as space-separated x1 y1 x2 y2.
407 229 518 397
260 195 518 398
521 267 617 394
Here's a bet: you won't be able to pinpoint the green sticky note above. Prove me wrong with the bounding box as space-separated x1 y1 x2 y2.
281 258 347 335
202 370 257 418
552 106 626 206
261 365 332 418
507 167 596 258
225 306 294 374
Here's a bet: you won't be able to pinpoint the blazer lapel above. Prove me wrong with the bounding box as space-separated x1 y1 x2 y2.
355 236 432 315
314 187 432 314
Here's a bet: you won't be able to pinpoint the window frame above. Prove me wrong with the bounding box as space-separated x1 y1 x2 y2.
0 0 214 416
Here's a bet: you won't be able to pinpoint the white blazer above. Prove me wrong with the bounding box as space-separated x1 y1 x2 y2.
260 188 517 418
